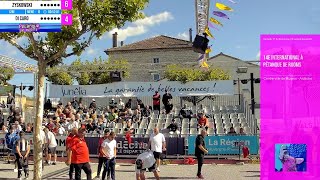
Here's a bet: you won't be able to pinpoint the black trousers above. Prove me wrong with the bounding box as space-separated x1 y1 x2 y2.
196 155 204 176
15 153 29 178
74 162 92 180
102 158 116 180
69 163 75 180
153 105 160 111
97 157 109 176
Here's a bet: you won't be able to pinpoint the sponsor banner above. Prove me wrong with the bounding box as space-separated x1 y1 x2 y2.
0 134 185 156
48 81 234 97
187 135 259 155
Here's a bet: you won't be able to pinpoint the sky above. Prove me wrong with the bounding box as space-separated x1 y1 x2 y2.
0 0 319 97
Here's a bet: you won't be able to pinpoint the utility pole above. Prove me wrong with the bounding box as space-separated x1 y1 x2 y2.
238 78 241 105
250 73 255 115
20 82 23 113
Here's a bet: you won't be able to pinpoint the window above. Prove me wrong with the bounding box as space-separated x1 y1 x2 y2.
152 73 160 81
153 58 160 64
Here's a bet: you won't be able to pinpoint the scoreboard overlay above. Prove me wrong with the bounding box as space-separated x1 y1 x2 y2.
0 0 72 32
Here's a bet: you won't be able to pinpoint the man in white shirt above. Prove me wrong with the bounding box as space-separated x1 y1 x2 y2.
44 128 57 165
101 132 117 180
148 128 166 172
135 150 160 180
117 99 125 110
67 116 79 132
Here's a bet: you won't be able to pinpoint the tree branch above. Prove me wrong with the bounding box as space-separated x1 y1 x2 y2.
63 32 95 58
5 38 38 61
46 29 88 64
26 33 44 61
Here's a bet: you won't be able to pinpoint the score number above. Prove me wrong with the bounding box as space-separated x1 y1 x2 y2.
61 0 73 25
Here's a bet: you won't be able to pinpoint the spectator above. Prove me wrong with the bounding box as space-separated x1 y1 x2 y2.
148 128 166 172
15 131 30 179
44 99 53 111
125 128 134 145
1 124 8 133
44 128 57 165
14 121 22 133
179 104 193 119
101 131 117 180
57 123 66 135
132 105 141 121
239 128 246 135
109 98 117 110
164 99 173 114
7 93 15 111
166 119 179 134
117 99 125 110
142 106 151 118
66 128 92 180
152 91 161 112
5 126 15 163
137 99 145 110
197 114 209 130
162 90 172 109
125 99 132 109
86 120 96 133
89 99 97 112
0 109 4 127
97 129 110 179
228 127 237 135
71 97 79 110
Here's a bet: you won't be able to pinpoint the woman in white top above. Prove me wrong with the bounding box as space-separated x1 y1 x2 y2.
101 132 117 180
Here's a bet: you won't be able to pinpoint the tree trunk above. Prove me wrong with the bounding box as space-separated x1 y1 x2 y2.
33 60 46 180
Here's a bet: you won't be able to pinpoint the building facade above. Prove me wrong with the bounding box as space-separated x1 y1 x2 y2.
105 35 199 82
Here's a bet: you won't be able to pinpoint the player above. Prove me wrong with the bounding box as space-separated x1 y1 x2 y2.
135 150 160 180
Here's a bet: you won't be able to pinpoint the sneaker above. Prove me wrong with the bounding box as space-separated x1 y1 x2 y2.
52 162 56 165
156 167 160 172
14 169 18 172
25 173 29 179
197 175 204 179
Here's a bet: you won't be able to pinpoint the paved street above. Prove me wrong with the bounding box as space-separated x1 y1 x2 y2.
0 160 259 180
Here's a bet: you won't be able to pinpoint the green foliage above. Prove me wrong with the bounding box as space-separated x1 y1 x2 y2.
0 66 15 85
46 67 73 85
69 57 130 85
164 64 231 83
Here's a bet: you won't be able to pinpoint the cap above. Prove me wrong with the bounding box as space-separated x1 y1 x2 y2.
92 99 95 101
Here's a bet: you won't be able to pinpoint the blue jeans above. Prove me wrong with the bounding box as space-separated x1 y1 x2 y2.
102 158 115 180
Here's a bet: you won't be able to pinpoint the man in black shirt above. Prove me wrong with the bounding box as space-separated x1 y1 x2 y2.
166 119 179 134
195 129 208 179
162 90 172 107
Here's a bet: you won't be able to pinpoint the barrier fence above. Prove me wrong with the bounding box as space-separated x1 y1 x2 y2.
0 134 259 157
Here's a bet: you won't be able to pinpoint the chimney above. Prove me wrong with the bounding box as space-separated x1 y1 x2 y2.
120 41 124 46
112 32 118 47
189 28 192 42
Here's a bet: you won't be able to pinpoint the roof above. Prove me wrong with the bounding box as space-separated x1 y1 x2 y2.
209 52 259 66
105 35 192 54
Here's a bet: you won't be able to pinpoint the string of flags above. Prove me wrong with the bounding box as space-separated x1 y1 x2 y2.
197 0 237 70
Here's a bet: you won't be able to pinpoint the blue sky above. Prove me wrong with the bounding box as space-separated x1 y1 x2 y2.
1 0 319 97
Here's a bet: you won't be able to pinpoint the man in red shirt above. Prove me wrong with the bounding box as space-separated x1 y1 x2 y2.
66 128 78 180
66 128 92 180
125 128 134 145
198 114 209 131
97 129 110 179
152 91 161 111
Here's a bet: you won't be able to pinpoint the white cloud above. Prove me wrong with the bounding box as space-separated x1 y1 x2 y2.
104 11 173 41
176 32 189 41
86 48 96 55
256 51 260 60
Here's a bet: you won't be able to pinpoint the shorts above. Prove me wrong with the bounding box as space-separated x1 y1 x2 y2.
153 151 161 160
48 147 56 154
135 163 156 174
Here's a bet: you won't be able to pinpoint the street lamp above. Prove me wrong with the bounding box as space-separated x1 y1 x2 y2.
236 67 248 106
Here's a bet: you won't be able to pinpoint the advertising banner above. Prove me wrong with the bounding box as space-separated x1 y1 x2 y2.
48 81 234 97
187 135 259 155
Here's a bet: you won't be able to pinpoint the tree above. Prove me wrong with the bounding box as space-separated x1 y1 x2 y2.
70 57 130 85
0 66 15 85
0 0 148 179
165 64 231 106
164 64 231 83
47 67 73 85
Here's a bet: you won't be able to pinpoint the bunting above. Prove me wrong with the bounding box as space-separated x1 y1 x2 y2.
210 17 223 26
213 11 230 19
216 3 234 11
204 26 214 38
